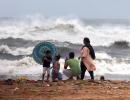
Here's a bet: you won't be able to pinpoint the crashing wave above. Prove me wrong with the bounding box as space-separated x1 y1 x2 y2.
0 16 130 46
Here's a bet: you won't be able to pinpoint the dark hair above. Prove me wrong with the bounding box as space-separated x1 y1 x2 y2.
69 52 74 59
84 37 90 44
55 54 60 61
46 50 51 54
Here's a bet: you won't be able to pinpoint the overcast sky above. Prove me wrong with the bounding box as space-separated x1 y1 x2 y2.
0 0 129 19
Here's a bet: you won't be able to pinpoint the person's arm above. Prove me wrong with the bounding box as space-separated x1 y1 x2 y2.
81 47 88 59
78 56 81 60
64 59 68 69
58 63 60 71
49 56 52 62
46 56 52 62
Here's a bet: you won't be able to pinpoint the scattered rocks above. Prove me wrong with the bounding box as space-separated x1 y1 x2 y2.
4 79 14 85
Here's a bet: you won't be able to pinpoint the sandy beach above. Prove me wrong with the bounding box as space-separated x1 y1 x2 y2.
0 80 130 100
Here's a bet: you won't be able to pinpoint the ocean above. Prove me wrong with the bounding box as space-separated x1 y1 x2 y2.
0 15 130 80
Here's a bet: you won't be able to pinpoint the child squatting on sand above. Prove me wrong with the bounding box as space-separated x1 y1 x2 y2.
51 54 62 81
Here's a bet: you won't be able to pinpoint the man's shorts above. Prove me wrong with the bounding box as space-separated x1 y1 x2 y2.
43 67 50 74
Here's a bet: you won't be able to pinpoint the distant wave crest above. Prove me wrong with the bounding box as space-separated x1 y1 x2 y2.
110 41 129 48
0 37 37 47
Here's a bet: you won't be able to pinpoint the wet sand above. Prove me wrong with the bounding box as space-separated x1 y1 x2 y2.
0 80 130 100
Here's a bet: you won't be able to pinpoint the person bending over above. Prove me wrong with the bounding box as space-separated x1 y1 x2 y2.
63 52 81 80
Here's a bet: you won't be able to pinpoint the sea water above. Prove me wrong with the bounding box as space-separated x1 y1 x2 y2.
0 15 130 80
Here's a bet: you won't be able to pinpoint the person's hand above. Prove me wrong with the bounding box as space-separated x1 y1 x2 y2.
65 57 68 62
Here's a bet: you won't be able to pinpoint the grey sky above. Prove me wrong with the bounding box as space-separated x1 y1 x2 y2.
0 0 129 19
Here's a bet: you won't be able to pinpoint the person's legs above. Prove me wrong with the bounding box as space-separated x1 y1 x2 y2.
54 72 58 80
76 75 80 80
42 74 45 82
52 70 59 81
80 62 87 80
42 67 47 82
88 71 94 80
58 72 62 80
51 70 55 81
46 68 50 81
63 69 73 79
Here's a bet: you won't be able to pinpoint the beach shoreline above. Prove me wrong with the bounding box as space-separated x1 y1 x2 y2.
1 74 130 81
0 80 130 100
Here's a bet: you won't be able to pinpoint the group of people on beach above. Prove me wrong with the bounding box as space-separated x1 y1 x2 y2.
42 37 96 82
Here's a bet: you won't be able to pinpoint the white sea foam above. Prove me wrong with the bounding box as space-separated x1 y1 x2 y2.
95 52 112 60
0 15 130 46
0 15 130 80
0 56 130 80
0 45 33 55
0 57 41 76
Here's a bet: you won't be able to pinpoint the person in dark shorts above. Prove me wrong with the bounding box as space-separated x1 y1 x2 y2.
42 50 52 82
